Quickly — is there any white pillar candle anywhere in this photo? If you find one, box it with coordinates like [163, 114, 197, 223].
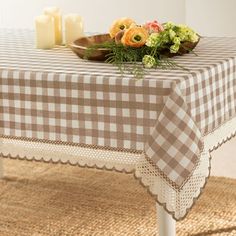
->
[44, 7, 62, 45]
[64, 14, 84, 45]
[35, 15, 55, 49]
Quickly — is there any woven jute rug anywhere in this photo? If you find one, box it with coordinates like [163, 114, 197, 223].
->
[0, 159, 236, 236]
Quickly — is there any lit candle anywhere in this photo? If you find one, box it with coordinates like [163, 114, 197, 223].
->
[44, 7, 62, 45]
[35, 15, 55, 49]
[64, 14, 84, 45]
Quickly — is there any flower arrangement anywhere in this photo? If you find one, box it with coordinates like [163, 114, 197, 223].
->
[85, 18, 200, 78]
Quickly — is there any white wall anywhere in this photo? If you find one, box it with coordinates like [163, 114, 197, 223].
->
[1, 0, 236, 36]
[0, 0, 185, 33]
[186, 0, 236, 37]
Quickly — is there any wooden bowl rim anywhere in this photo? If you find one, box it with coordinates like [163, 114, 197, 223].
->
[70, 34, 112, 51]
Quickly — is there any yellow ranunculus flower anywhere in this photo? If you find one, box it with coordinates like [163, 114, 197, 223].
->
[121, 26, 149, 48]
[109, 18, 136, 38]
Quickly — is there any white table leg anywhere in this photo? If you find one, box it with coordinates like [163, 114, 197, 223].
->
[0, 157, 4, 179]
[156, 203, 176, 236]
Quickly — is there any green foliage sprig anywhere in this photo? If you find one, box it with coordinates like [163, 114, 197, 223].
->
[85, 41, 190, 79]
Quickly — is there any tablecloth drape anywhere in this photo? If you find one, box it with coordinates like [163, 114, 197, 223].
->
[0, 29, 236, 220]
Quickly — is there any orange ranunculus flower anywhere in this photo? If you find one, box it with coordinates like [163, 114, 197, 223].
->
[121, 26, 149, 48]
[109, 17, 136, 38]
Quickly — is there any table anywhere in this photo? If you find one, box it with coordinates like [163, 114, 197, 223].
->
[0, 29, 236, 236]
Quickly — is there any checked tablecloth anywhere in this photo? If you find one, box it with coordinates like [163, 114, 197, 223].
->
[0, 29, 236, 220]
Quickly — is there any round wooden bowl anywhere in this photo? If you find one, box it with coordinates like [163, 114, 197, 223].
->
[70, 33, 200, 61]
[70, 34, 113, 61]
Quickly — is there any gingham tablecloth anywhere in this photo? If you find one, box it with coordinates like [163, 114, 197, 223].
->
[0, 29, 236, 220]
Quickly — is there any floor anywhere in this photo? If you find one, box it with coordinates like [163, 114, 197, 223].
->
[0, 159, 236, 236]
[211, 136, 236, 179]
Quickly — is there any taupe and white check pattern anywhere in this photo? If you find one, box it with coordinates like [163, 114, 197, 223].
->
[145, 83, 203, 186]
[0, 29, 236, 188]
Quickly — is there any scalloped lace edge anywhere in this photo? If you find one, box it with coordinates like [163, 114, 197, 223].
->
[0, 140, 141, 174]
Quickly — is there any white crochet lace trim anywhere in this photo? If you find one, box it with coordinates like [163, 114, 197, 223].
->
[0, 116, 236, 220]
[0, 138, 140, 173]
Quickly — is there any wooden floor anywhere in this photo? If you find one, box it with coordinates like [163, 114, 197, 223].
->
[211, 137, 236, 179]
